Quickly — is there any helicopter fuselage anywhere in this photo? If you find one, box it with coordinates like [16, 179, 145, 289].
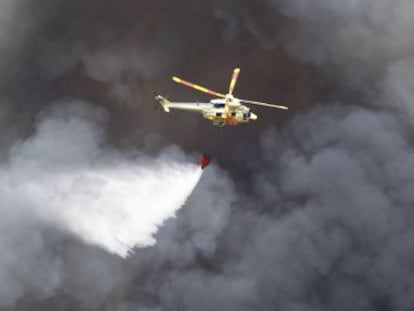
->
[155, 95, 258, 127]
[202, 98, 257, 126]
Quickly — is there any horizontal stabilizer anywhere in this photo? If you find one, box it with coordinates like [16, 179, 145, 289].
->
[155, 95, 170, 112]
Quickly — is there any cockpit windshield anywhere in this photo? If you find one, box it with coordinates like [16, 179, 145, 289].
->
[213, 103, 225, 108]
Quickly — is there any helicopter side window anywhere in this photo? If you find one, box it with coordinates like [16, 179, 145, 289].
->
[214, 103, 225, 108]
[231, 111, 236, 117]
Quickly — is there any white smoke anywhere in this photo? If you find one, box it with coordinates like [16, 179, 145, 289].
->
[2, 100, 202, 258]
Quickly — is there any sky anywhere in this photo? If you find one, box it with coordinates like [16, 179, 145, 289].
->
[2, 0, 414, 310]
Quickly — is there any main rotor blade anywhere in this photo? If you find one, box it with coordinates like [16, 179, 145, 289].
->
[240, 99, 288, 110]
[172, 76, 226, 98]
[228, 67, 240, 95]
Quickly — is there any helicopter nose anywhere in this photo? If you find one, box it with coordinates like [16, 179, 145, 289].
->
[250, 113, 258, 120]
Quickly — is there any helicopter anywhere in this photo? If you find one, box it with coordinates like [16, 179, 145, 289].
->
[155, 67, 288, 127]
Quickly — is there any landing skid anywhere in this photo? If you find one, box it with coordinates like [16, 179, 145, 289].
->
[213, 121, 226, 127]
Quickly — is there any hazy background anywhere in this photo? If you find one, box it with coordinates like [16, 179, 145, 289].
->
[1, 0, 414, 310]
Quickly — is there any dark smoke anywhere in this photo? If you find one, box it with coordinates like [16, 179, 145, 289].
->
[1, 0, 414, 310]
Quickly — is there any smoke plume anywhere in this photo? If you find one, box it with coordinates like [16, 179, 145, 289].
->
[1, 0, 414, 310]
